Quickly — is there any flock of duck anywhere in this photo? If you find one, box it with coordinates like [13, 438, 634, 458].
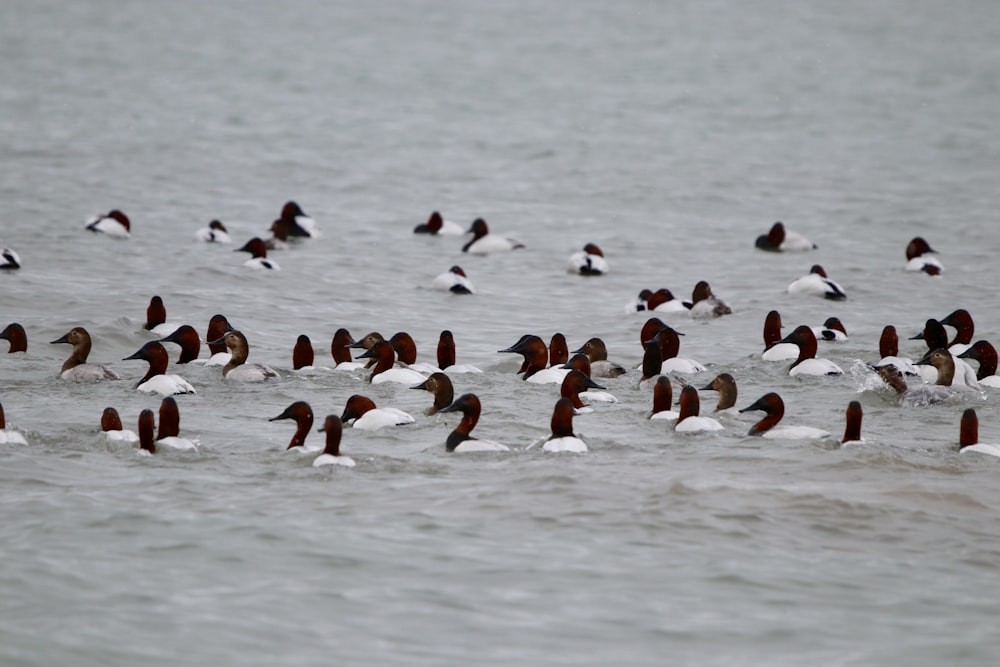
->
[2, 212, 999, 462]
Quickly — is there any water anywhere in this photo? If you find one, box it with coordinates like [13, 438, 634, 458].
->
[3, 1, 1000, 665]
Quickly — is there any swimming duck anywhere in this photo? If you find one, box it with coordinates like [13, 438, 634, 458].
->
[841, 401, 864, 445]
[0, 323, 27, 353]
[875, 364, 956, 407]
[0, 400, 28, 445]
[761, 310, 799, 361]
[674, 385, 724, 433]
[959, 409, 1000, 458]
[649, 376, 679, 421]
[688, 281, 731, 318]
[572, 337, 627, 378]
[414, 211, 464, 235]
[412, 372, 455, 415]
[776, 326, 843, 376]
[122, 341, 196, 396]
[435, 330, 483, 374]
[100, 407, 137, 443]
[568, 243, 608, 276]
[560, 369, 606, 414]
[542, 397, 589, 452]
[359, 341, 427, 385]
[874, 325, 919, 376]
[739, 393, 831, 439]
[340, 394, 415, 430]
[193, 219, 232, 243]
[700, 373, 738, 412]
[50, 327, 120, 382]
[210, 330, 279, 382]
[155, 396, 198, 451]
[269, 401, 320, 451]
[85, 209, 131, 238]
[462, 218, 524, 254]
[156, 325, 201, 364]
[905, 237, 942, 275]
[432, 266, 475, 294]
[754, 221, 816, 252]
[1, 247, 21, 269]
[236, 237, 280, 270]
[787, 265, 847, 300]
[438, 394, 511, 452]
[957, 341, 1000, 388]
[313, 416, 356, 467]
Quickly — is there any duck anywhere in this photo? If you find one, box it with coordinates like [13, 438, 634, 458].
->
[957, 341, 1000, 388]
[1, 247, 21, 269]
[269, 401, 320, 451]
[646, 326, 706, 374]
[649, 376, 679, 421]
[122, 341, 196, 396]
[435, 330, 482, 374]
[193, 219, 232, 243]
[542, 398, 589, 453]
[939, 309, 974, 356]
[142, 295, 182, 337]
[264, 218, 291, 250]
[389, 332, 441, 375]
[412, 372, 455, 415]
[915, 347, 980, 392]
[210, 330, 279, 382]
[754, 221, 816, 252]
[776, 325, 844, 376]
[359, 341, 427, 385]
[0, 322, 27, 353]
[431, 266, 475, 294]
[313, 416, 356, 467]
[340, 394, 415, 430]
[155, 396, 198, 451]
[739, 393, 831, 439]
[278, 200, 319, 238]
[673, 385, 724, 433]
[236, 237, 280, 270]
[198, 314, 233, 366]
[136, 409, 157, 455]
[568, 243, 608, 276]
[958, 409, 1000, 458]
[911, 320, 979, 388]
[292, 334, 329, 371]
[100, 407, 137, 443]
[700, 373, 738, 412]
[812, 317, 848, 342]
[330, 328, 366, 371]
[688, 281, 731, 318]
[561, 355, 618, 403]
[841, 401, 864, 445]
[498, 335, 551, 382]
[560, 369, 606, 414]
[761, 310, 799, 361]
[874, 325, 919, 376]
[572, 337, 626, 378]
[462, 218, 524, 254]
[875, 364, 957, 407]
[905, 237, 942, 275]
[157, 325, 202, 364]
[646, 288, 692, 313]
[414, 211, 464, 235]
[50, 327, 120, 382]
[0, 400, 28, 445]
[787, 265, 847, 300]
[438, 394, 511, 452]
[85, 209, 131, 238]
[639, 317, 676, 350]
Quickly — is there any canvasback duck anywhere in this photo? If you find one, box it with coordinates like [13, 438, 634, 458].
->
[432, 266, 475, 294]
[562, 354, 618, 403]
[193, 219, 232, 243]
[568, 243, 608, 276]
[498, 335, 550, 381]
[210, 330, 279, 382]
[916, 348, 980, 391]
[647, 288, 691, 313]
[0, 323, 27, 353]
[841, 401, 864, 445]
[435, 330, 482, 373]
[350, 331, 386, 369]
[137, 409, 157, 455]
[701, 373, 738, 412]
[389, 332, 441, 375]
[876, 364, 956, 406]
[513, 338, 579, 386]
[639, 317, 676, 350]
[777, 325, 844, 376]
[1, 247, 21, 269]
[330, 328, 366, 371]
[236, 237, 280, 270]
[462, 218, 524, 254]
[100, 407, 137, 443]
[142, 295, 182, 337]
[939, 309, 974, 355]
[155, 396, 198, 451]
[201, 314, 234, 366]
[688, 281, 731, 318]
[959, 409, 1000, 458]
[414, 211, 464, 235]
[572, 337, 626, 378]
[761, 311, 799, 361]
[674, 385, 723, 433]
[313, 416, 356, 467]
[359, 341, 427, 385]
[50, 327, 120, 382]
[905, 237, 942, 275]
[754, 221, 816, 252]
[269, 401, 320, 451]
[157, 325, 201, 364]
[874, 325, 919, 376]
[438, 393, 511, 452]
[413, 372, 455, 415]
[787, 265, 847, 300]
[548, 333, 569, 368]
[812, 317, 848, 342]
[279, 200, 319, 238]
[542, 397, 589, 453]
[958, 341, 1000, 388]
[340, 394, 415, 430]
[647, 326, 706, 374]
[0, 400, 28, 445]
[911, 320, 979, 388]
[649, 376, 679, 421]
[122, 341, 196, 396]
[292, 334, 329, 371]
[739, 393, 831, 439]
[560, 369, 606, 414]
[85, 209, 131, 238]
[265, 218, 291, 250]
[628, 288, 653, 312]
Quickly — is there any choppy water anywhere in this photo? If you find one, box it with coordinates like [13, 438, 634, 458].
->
[3, 1, 1000, 665]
